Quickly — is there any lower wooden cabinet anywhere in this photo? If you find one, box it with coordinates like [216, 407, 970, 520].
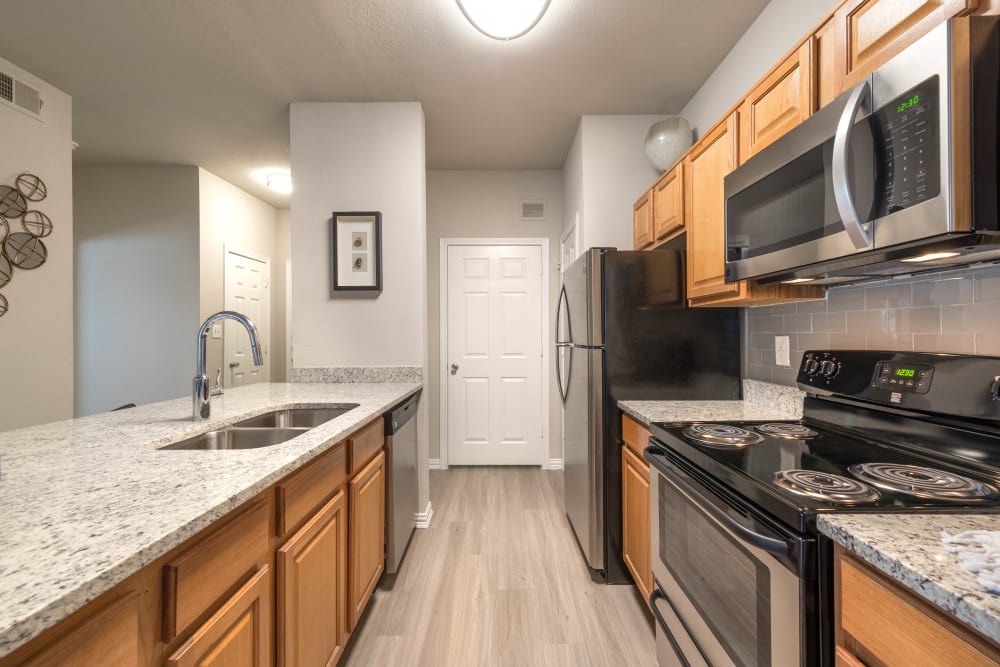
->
[167, 566, 272, 667]
[277, 490, 349, 667]
[835, 546, 1000, 666]
[21, 594, 140, 667]
[621, 415, 653, 607]
[349, 450, 386, 630]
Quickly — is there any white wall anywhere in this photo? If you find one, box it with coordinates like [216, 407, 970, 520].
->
[680, 0, 840, 138]
[561, 115, 668, 253]
[427, 170, 564, 465]
[198, 169, 285, 383]
[0, 58, 74, 431]
[75, 166, 201, 416]
[289, 101, 430, 508]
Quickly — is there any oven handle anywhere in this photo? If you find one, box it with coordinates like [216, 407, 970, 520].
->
[645, 446, 791, 557]
[649, 588, 712, 667]
[832, 78, 874, 250]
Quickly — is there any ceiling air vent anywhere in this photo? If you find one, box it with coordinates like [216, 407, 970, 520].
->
[520, 200, 546, 221]
[0, 71, 43, 121]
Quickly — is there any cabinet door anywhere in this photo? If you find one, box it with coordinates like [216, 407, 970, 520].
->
[835, 0, 975, 89]
[633, 190, 653, 250]
[22, 594, 139, 667]
[348, 450, 386, 630]
[740, 41, 814, 162]
[167, 566, 272, 667]
[685, 112, 742, 302]
[652, 163, 684, 244]
[814, 18, 840, 109]
[621, 446, 652, 605]
[278, 489, 348, 667]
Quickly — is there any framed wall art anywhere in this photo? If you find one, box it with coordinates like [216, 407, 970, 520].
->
[331, 211, 382, 293]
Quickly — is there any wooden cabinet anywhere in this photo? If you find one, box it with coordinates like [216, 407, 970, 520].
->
[834, 0, 976, 90]
[814, 18, 841, 109]
[21, 594, 139, 667]
[835, 546, 1000, 666]
[633, 189, 654, 250]
[685, 112, 742, 303]
[167, 566, 272, 667]
[652, 163, 684, 244]
[348, 450, 386, 630]
[277, 490, 349, 667]
[621, 415, 652, 607]
[739, 41, 814, 162]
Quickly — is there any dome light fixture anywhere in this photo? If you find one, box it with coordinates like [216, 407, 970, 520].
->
[455, 0, 551, 41]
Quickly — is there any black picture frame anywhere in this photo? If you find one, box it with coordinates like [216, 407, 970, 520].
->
[331, 211, 382, 293]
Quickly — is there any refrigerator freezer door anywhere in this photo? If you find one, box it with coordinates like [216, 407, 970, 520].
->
[564, 347, 605, 571]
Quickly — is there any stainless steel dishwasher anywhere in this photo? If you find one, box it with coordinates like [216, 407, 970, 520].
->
[384, 392, 419, 573]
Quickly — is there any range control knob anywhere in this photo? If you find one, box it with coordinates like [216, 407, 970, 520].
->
[803, 359, 820, 375]
[819, 360, 839, 378]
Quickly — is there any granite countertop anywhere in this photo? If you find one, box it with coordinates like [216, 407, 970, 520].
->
[819, 514, 1000, 644]
[618, 379, 804, 426]
[0, 381, 421, 658]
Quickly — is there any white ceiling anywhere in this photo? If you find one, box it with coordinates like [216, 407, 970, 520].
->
[2, 0, 768, 207]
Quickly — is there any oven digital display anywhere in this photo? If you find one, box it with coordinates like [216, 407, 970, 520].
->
[895, 368, 916, 377]
[875, 362, 933, 394]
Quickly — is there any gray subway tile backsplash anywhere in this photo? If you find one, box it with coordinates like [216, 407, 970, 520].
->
[744, 264, 1000, 387]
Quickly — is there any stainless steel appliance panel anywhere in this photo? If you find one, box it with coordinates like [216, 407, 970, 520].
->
[561, 249, 603, 348]
[385, 393, 419, 574]
[563, 346, 604, 570]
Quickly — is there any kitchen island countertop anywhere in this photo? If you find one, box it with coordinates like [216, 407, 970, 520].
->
[819, 513, 1000, 645]
[0, 381, 421, 658]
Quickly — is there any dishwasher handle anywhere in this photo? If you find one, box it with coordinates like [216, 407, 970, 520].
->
[386, 391, 420, 435]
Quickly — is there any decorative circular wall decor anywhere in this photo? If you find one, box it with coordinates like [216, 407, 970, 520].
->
[15, 173, 47, 202]
[0, 186, 27, 219]
[4, 232, 47, 270]
[0, 293, 7, 318]
[21, 210, 53, 238]
[0, 254, 11, 289]
[0, 215, 8, 244]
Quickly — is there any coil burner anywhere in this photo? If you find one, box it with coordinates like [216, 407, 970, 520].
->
[682, 424, 764, 449]
[756, 423, 819, 439]
[771, 470, 881, 504]
[848, 463, 999, 501]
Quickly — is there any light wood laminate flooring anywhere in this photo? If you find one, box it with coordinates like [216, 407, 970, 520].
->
[343, 467, 656, 666]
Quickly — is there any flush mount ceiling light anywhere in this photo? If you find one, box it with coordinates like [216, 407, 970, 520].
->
[456, 0, 551, 40]
[900, 251, 961, 263]
[265, 172, 292, 195]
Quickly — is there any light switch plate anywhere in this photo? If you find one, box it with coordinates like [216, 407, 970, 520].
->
[775, 336, 791, 367]
[211, 324, 223, 339]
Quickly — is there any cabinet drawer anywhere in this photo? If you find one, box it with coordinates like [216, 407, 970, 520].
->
[838, 553, 1000, 666]
[621, 414, 650, 460]
[276, 442, 347, 537]
[163, 497, 271, 641]
[22, 594, 139, 667]
[348, 418, 384, 475]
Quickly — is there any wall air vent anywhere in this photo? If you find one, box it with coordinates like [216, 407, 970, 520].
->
[0, 70, 43, 121]
[520, 200, 546, 221]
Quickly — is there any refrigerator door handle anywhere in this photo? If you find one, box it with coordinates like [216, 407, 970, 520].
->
[555, 285, 572, 346]
[557, 346, 572, 403]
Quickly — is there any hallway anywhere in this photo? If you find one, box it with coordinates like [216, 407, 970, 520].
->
[343, 467, 656, 666]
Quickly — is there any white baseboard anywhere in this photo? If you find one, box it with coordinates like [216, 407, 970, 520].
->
[414, 501, 434, 528]
[428, 458, 445, 470]
[541, 458, 564, 471]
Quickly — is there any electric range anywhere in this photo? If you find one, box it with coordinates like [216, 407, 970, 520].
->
[645, 350, 1000, 666]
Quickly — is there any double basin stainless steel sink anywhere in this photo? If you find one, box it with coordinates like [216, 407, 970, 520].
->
[160, 405, 359, 451]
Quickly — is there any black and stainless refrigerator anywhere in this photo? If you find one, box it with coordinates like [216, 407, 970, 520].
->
[558, 248, 742, 583]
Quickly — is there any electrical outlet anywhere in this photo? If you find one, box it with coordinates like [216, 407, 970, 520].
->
[775, 336, 791, 367]
[211, 324, 223, 339]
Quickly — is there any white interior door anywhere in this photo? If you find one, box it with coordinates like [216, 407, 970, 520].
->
[225, 249, 270, 388]
[446, 244, 543, 466]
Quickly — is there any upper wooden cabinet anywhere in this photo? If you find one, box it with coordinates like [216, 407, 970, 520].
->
[685, 112, 742, 303]
[834, 0, 977, 90]
[652, 163, 684, 244]
[814, 18, 841, 109]
[739, 41, 814, 162]
[633, 190, 654, 250]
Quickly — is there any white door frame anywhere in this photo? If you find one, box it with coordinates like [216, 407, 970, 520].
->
[439, 238, 550, 469]
[224, 244, 271, 383]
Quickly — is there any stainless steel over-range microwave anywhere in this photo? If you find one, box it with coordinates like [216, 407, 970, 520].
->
[724, 17, 1000, 286]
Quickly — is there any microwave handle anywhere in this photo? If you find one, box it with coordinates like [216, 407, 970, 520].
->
[832, 79, 874, 250]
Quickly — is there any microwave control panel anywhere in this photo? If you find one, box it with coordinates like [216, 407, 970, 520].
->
[874, 75, 941, 217]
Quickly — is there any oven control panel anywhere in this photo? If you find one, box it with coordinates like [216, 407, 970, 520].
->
[872, 361, 933, 393]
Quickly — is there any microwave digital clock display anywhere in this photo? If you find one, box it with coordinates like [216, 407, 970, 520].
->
[896, 95, 920, 113]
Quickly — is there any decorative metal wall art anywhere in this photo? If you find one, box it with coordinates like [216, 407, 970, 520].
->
[0, 172, 52, 318]
[331, 211, 382, 294]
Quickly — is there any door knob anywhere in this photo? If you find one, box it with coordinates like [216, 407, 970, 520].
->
[450, 363, 459, 375]
[229, 362, 240, 369]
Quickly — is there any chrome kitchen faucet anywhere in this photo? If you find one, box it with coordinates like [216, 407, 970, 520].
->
[193, 311, 263, 420]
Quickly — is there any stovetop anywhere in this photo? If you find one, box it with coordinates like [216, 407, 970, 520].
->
[648, 416, 1000, 533]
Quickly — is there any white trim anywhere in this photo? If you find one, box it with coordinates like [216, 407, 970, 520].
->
[414, 501, 434, 529]
[224, 244, 271, 384]
[541, 458, 564, 471]
[428, 458, 444, 470]
[439, 238, 550, 469]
